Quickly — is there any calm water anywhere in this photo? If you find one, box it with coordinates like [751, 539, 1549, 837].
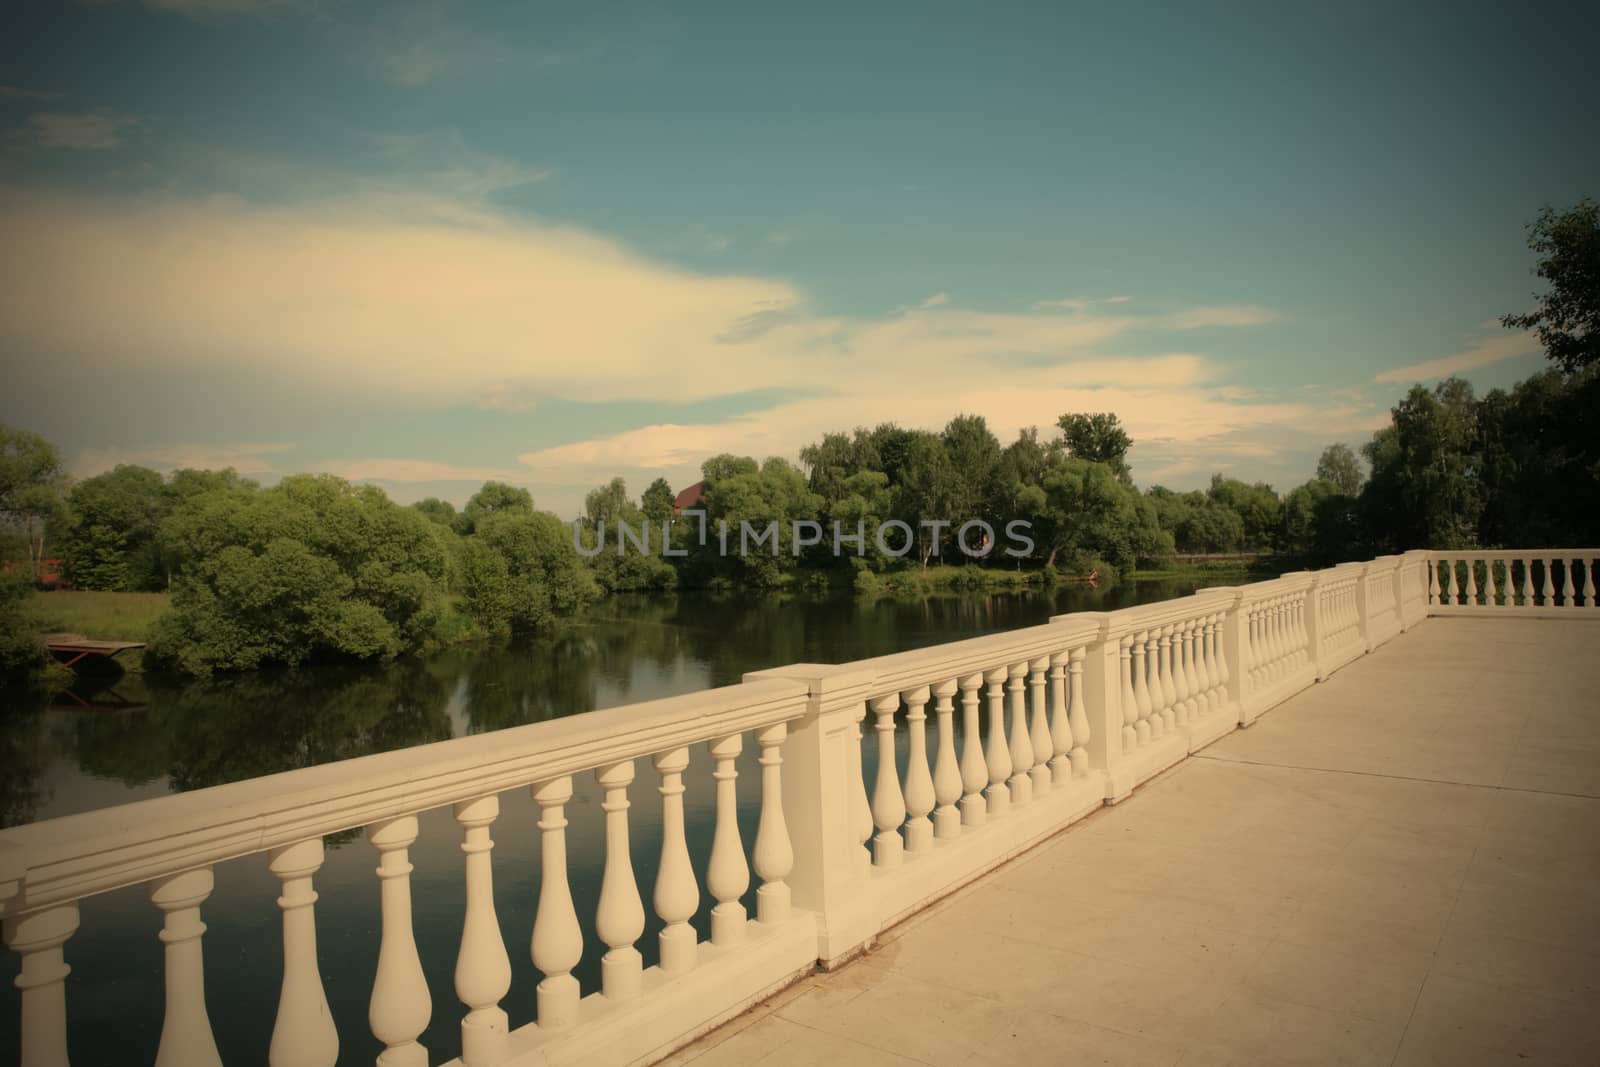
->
[0, 579, 1236, 1066]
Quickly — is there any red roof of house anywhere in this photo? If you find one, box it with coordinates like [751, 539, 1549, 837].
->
[673, 481, 705, 510]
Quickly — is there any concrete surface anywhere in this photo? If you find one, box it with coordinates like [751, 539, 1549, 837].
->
[663, 617, 1600, 1067]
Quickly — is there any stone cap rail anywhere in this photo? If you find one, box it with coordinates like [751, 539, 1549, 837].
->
[845, 612, 1107, 696]
[0, 676, 812, 913]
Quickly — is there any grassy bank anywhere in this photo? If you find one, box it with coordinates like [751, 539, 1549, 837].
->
[1132, 561, 1264, 581]
[21, 590, 170, 643]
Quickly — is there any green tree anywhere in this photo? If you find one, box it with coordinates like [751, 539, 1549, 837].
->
[151, 475, 451, 675]
[0, 568, 45, 680]
[1359, 378, 1482, 550]
[1502, 198, 1600, 373]
[410, 497, 459, 528]
[470, 510, 600, 632]
[893, 432, 958, 566]
[1206, 475, 1282, 552]
[1056, 413, 1133, 483]
[459, 481, 534, 534]
[641, 478, 675, 525]
[0, 426, 68, 581]
[1314, 443, 1364, 497]
[60, 464, 170, 591]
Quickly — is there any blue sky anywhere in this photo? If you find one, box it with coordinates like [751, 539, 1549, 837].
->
[2, 0, 1596, 517]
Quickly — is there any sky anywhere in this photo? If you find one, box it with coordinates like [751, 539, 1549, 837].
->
[1, 0, 1596, 519]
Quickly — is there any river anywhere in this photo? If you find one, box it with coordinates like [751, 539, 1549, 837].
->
[0, 578, 1243, 1065]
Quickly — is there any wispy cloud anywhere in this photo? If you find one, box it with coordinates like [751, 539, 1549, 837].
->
[71, 442, 290, 479]
[1375, 330, 1539, 383]
[919, 292, 949, 309]
[1159, 304, 1275, 329]
[1033, 295, 1132, 312]
[29, 112, 136, 150]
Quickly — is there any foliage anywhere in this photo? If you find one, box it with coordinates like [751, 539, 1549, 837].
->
[641, 477, 675, 525]
[59, 465, 169, 591]
[150, 475, 450, 675]
[1314, 443, 1364, 497]
[0, 569, 45, 679]
[1056, 413, 1133, 483]
[1360, 378, 1481, 551]
[19, 590, 169, 643]
[467, 510, 601, 635]
[1502, 198, 1600, 373]
[0, 425, 68, 581]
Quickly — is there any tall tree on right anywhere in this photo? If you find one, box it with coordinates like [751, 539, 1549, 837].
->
[1502, 198, 1599, 373]
[1056, 412, 1133, 484]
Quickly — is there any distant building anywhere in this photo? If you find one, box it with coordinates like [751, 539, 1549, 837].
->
[672, 481, 705, 515]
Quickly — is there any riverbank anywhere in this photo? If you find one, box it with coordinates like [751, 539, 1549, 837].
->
[20, 590, 169, 643]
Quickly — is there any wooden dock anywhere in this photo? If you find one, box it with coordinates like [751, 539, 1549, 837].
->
[44, 633, 147, 668]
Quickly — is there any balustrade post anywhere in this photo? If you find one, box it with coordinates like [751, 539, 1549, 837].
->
[1561, 558, 1576, 608]
[1173, 622, 1195, 725]
[868, 694, 906, 866]
[595, 761, 645, 1000]
[1006, 663, 1034, 806]
[753, 722, 795, 923]
[707, 733, 751, 942]
[5, 902, 79, 1067]
[1155, 627, 1176, 733]
[930, 679, 963, 838]
[1047, 653, 1071, 783]
[1027, 657, 1052, 794]
[149, 868, 223, 1067]
[453, 795, 511, 1067]
[1521, 557, 1534, 606]
[268, 838, 338, 1067]
[651, 747, 698, 975]
[530, 776, 582, 1031]
[900, 687, 936, 854]
[984, 666, 1012, 816]
[1129, 632, 1151, 745]
[1354, 565, 1375, 651]
[368, 815, 431, 1067]
[1068, 647, 1091, 774]
[1428, 558, 1440, 606]
[1584, 558, 1597, 608]
[1542, 558, 1557, 607]
[957, 673, 987, 826]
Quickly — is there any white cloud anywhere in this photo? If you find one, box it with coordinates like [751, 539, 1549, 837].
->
[1375, 331, 1539, 384]
[70, 442, 290, 479]
[919, 292, 949, 309]
[309, 457, 525, 484]
[29, 112, 135, 150]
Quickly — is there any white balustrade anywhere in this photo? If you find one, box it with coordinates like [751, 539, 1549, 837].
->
[1028, 657, 1052, 794]
[1005, 663, 1034, 807]
[958, 673, 988, 825]
[931, 679, 964, 837]
[706, 733, 751, 941]
[151, 868, 223, 1067]
[454, 795, 512, 1067]
[900, 687, 936, 853]
[652, 747, 698, 975]
[753, 722, 794, 922]
[530, 776, 583, 1031]
[595, 761, 645, 1000]
[984, 666, 1011, 816]
[1047, 653, 1071, 783]
[869, 694, 906, 866]
[5, 902, 78, 1067]
[368, 815, 431, 1066]
[1068, 648, 1090, 773]
[1129, 632, 1151, 745]
[269, 838, 338, 1067]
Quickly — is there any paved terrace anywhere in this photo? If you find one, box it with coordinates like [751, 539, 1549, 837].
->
[668, 618, 1600, 1067]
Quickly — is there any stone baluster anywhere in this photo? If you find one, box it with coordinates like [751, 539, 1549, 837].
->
[268, 839, 339, 1067]
[1155, 627, 1176, 734]
[1484, 558, 1498, 606]
[984, 666, 1012, 816]
[1027, 657, 1052, 794]
[1542, 558, 1557, 607]
[530, 776, 582, 1031]
[1047, 653, 1071, 783]
[1465, 559, 1480, 605]
[1211, 614, 1229, 708]
[1245, 609, 1261, 687]
[1190, 618, 1210, 716]
[150, 868, 223, 1067]
[849, 704, 873, 870]
[368, 815, 431, 1066]
[1175, 621, 1196, 724]
[900, 687, 936, 853]
[931, 679, 964, 838]
[453, 795, 511, 1067]
[868, 694, 906, 866]
[957, 674, 988, 825]
[5, 902, 79, 1067]
[1584, 558, 1597, 608]
[1270, 602, 1285, 675]
[1068, 648, 1090, 774]
[1118, 636, 1139, 752]
[707, 733, 751, 941]
[1005, 663, 1033, 807]
[1521, 556, 1534, 605]
[1129, 632, 1152, 745]
[595, 761, 645, 1000]
[1561, 558, 1576, 608]
[1428, 560, 1440, 605]
[651, 747, 698, 975]
[1442, 560, 1457, 605]
[753, 722, 795, 922]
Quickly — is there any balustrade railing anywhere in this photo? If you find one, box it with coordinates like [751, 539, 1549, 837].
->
[2, 548, 1592, 1066]
[1428, 550, 1599, 612]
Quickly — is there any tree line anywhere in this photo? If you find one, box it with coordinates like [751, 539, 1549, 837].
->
[2, 197, 1595, 679]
